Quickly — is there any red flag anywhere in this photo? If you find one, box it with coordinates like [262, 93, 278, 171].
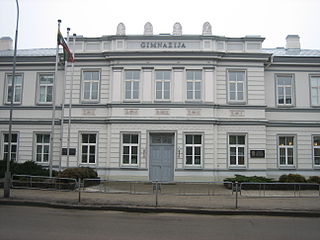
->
[57, 30, 74, 62]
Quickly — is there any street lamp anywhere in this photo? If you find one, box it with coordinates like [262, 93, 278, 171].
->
[4, 0, 20, 198]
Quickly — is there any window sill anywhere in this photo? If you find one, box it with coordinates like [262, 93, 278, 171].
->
[228, 166, 247, 170]
[227, 101, 247, 105]
[184, 166, 203, 170]
[277, 105, 295, 108]
[80, 101, 100, 104]
[279, 165, 296, 170]
[120, 165, 139, 169]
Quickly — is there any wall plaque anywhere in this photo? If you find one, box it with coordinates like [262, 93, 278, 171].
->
[250, 150, 265, 158]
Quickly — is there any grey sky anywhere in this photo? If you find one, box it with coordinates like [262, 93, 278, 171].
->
[1, 0, 319, 50]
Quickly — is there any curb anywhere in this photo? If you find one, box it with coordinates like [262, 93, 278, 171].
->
[1, 199, 320, 218]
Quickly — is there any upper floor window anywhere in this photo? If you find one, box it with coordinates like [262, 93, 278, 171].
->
[125, 70, 140, 100]
[278, 136, 295, 167]
[313, 136, 320, 167]
[185, 134, 202, 167]
[228, 135, 246, 167]
[82, 70, 100, 102]
[310, 76, 320, 106]
[38, 73, 54, 104]
[155, 70, 171, 101]
[276, 75, 294, 106]
[228, 71, 245, 102]
[186, 70, 202, 101]
[5, 74, 23, 104]
[2, 133, 18, 161]
[81, 133, 97, 164]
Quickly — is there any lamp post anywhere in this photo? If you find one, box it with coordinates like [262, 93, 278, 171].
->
[4, 0, 20, 198]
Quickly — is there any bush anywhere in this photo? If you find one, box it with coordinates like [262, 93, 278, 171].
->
[58, 167, 98, 180]
[0, 160, 57, 178]
[279, 174, 306, 183]
[307, 176, 320, 184]
[224, 174, 274, 183]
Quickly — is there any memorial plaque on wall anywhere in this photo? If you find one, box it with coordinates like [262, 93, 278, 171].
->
[62, 148, 76, 156]
[250, 150, 265, 158]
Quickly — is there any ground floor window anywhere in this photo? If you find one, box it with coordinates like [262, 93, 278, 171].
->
[35, 133, 50, 163]
[278, 136, 295, 167]
[122, 133, 139, 166]
[313, 136, 320, 166]
[81, 133, 97, 164]
[228, 135, 246, 167]
[3, 133, 18, 161]
[185, 134, 202, 166]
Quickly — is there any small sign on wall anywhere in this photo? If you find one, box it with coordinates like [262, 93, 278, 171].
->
[62, 148, 76, 156]
[250, 150, 265, 158]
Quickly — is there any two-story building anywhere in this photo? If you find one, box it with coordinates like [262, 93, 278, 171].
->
[1, 22, 320, 181]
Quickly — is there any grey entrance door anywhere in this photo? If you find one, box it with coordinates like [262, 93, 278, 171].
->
[149, 133, 174, 182]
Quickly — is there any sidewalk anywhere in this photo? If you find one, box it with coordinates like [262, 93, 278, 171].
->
[1, 188, 320, 217]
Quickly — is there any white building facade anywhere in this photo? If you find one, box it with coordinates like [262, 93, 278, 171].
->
[1, 23, 320, 181]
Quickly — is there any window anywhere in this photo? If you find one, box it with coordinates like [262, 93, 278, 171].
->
[229, 135, 246, 167]
[122, 134, 139, 166]
[310, 76, 320, 106]
[38, 73, 54, 103]
[81, 133, 97, 164]
[276, 75, 293, 106]
[186, 70, 202, 100]
[35, 134, 50, 163]
[125, 70, 140, 100]
[185, 134, 202, 166]
[155, 70, 171, 100]
[2, 133, 18, 161]
[82, 70, 100, 101]
[228, 71, 245, 102]
[313, 136, 320, 166]
[278, 136, 295, 167]
[6, 74, 23, 104]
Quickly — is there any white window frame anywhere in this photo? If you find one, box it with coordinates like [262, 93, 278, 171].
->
[186, 70, 202, 101]
[124, 70, 140, 101]
[313, 136, 320, 168]
[37, 73, 54, 104]
[121, 133, 139, 167]
[34, 133, 51, 163]
[155, 70, 171, 101]
[278, 136, 296, 168]
[5, 73, 23, 104]
[228, 134, 247, 168]
[2, 132, 19, 161]
[185, 134, 202, 167]
[80, 133, 97, 164]
[310, 75, 320, 106]
[81, 70, 100, 102]
[276, 74, 294, 106]
[227, 70, 246, 103]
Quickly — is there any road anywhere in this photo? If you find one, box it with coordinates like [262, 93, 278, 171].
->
[0, 205, 319, 240]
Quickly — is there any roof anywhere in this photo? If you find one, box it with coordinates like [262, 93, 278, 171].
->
[1, 47, 320, 57]
[0, 48, 57, 57]
[263, 48, 320, 57]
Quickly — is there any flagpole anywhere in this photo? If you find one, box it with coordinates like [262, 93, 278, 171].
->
[4, 0, 19, 198]
[67, 33, 76, 168]
[59, 27, 70, 172]
[49, 19, 61, 177]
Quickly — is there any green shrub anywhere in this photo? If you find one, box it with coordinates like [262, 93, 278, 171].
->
[279, 174, 306, 183]
[307, 176, 320, 184]
[0, 160, 57, 178]
[58, 167, 98, 180]
[224, 174, 274, 183]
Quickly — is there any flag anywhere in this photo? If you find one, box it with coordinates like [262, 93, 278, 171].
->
[57, 30, 74, 62]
